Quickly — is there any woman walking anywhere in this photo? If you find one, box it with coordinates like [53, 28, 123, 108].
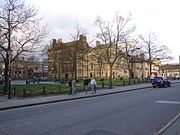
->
[91, 77, 97, 94]
[72, 79, 76, 95]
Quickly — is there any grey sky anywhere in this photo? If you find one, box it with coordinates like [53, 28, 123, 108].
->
[27, 0, 180, 63]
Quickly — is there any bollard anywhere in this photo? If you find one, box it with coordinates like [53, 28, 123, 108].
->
[57, 85, 61, 93]
[43, 86, 46, 95]
[23, 88, 26, 97]
[138, 79, 140, 83]
[128, 79, 131, 85]
[123, 79, 125, 86]
[13, 87, 16, 96]
[101, 80, 104, 88]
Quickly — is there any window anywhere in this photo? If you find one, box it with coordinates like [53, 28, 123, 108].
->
[91, 63, 94, 69]
[90, 73, 93, 78]
[78, 68, 82, 74]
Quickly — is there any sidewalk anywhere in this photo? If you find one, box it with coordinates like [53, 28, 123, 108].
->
[1, 80, 180, 110]
[0, 83, 152, 110]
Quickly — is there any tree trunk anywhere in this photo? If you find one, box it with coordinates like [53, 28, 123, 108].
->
[149, 62, 152, 76]
[108, 64, 113, 89]
[86, 59, 89, 78]
[100, 64, 102, 79]
[98, 62, 103, 80]
[128, 61, 134, 79]
[74, 58, 77, 80]
[4, 59, 9, 93]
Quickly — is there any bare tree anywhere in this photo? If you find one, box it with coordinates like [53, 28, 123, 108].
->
[139, 32, 172, 77]
[94, 13, 135, 88]
[47, 24, 89, 81]
[0, 0, 45, 93]
[122, 37, 140, 79]
[90, 41, 106, 80]
[41, 44, 49, 59]
[69, 24, 89, 79]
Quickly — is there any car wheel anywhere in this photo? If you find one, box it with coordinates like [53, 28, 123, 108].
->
[163, 83, 166, 88]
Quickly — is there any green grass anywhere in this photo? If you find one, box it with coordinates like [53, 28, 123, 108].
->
[0, 78, 147, 97]
[10, 84, 67, 96]
[10, 83, 87, 97]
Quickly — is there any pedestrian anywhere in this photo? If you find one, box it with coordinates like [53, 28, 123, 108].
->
[68, 79, 72, 95]
[83, 77, 89, 94]
[91, 77, 97, 94]
[72, 79, 76, 95]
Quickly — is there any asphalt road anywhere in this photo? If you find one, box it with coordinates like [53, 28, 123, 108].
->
[0, 83, 180, 135]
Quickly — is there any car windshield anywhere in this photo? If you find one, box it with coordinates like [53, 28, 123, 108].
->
[155, 77, 163, 79]
[153, 77, 163, 81]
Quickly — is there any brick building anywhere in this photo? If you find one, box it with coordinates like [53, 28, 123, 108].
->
[160, 64, 180, 79]
[48, 35, 89, 80]
[48, 36, 160, 80]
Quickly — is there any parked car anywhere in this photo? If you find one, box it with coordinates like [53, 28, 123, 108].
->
[152, 76, 171, 88]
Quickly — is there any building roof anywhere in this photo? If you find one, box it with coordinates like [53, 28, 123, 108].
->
[160, 64, 180, 70]
[49, 35, 89, 51]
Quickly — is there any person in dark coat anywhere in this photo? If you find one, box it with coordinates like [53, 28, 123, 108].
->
[83, 77, 89, 94]
[68, 79, 72, 95]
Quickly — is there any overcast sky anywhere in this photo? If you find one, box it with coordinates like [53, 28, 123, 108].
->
[27, 0, 180, 63]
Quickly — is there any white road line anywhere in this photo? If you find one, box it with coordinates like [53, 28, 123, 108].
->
[154, 113, 180, 135]
[0, 122, 31, 132]
[0, 127, 8, 132]
[155, 100, 180, 105]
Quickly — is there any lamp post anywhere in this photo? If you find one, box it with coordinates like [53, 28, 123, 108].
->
[8, 49, 13, 99]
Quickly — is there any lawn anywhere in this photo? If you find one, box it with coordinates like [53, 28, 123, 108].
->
[0, 78, 146, 97]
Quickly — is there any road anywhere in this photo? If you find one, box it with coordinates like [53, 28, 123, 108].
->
[0, 83, 180, 135]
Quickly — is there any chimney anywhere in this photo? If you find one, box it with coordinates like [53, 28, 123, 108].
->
[52, 39, 56, 45]
[57, 39, 62, 44]
[139, 53, 145, 59]
[79, 35, 86, 42]
[96, 41, 100, 46]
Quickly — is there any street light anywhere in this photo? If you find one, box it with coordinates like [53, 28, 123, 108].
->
[8, 49, 13, 99]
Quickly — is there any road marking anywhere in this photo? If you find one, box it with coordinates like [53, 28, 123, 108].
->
[0, 128, 8, 132]
[154, 113, 180, 135]
[0, 122, 31, 132]
[155, 100, 180, 105]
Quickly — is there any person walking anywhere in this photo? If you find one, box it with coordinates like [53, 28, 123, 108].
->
[72, 79, 76, 95]
[83, 77, 89, 94]
[91, 77, 97, 94]
[68, 79, 72, 95]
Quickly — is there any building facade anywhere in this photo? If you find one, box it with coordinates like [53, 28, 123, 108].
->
[48, 35, 89, 80]
[160, 64, 180, 79]
[48, 37, 160, 80]
[0, 57, 44, 80]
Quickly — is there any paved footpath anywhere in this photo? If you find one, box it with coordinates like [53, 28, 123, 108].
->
[0, 81, 180, 110]
[0, 83, 153, 110]
[0, 81, 180, 135]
